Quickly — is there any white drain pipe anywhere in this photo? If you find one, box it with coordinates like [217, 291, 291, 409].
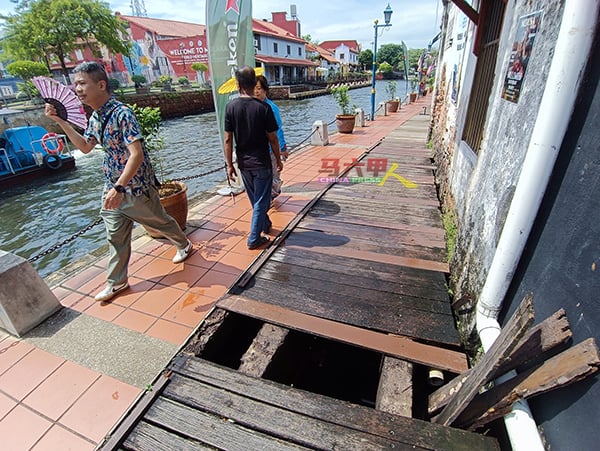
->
[475, 1, 599, 449]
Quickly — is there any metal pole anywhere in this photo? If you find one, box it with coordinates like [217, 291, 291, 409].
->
[370, 20, 379, 121]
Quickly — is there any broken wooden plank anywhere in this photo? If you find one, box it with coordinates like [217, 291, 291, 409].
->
[429, 308, 571, 415]
[239, 323, 288, 377]
[455, 338, 600, 430]
[172, 357, 499, 451]
[218, 294, 468, 373]
[122, 420, 216, 451]
[182, 308, 227, 356]
[163, 374, 429, 450]
[434, 293, 535, 426]
[376, 357, 413, 417]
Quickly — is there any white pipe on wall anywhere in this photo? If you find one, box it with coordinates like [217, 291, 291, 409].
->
[475, 0, 599, 450]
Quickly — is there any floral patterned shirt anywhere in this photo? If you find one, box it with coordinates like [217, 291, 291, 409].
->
[84, 97, 156, 196]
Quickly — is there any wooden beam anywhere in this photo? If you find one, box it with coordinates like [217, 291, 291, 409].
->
[239, 323, 288, 377]
[218, 294, 468, 373]
[429, 308, 572, 415]
[434, 293, 534, 426]
[376, 357, 413, 417]
[455, 338, 600, 430]
[450, 0, 479, 25]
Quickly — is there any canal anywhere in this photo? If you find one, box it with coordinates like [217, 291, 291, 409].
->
[0, 80, 409, 278]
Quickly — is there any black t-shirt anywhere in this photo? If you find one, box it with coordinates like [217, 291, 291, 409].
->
[224, 96, 278, 170]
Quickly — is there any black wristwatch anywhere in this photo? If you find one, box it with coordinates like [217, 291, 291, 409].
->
[113, 184, 126, 193]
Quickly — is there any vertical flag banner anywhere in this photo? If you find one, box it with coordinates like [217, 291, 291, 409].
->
[206, 0, 254, 194]
[402, 41, 410, 100]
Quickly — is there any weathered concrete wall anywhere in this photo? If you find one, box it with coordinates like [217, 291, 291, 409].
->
[432, 0, 565, 308]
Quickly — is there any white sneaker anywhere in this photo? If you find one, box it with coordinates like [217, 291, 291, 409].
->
[95, 282, 129, 302]
[173, 240, 193, 263]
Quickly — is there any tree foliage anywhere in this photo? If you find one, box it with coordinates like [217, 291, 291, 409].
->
[5, 60, 49, 79]
[358, 49, 373, 71]
[1, 0, 128, 77]
[376, 43, 403, 69]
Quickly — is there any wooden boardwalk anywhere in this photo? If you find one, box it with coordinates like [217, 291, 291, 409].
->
[103, 113, 499, 450]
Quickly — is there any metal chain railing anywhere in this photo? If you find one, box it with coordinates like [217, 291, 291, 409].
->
[28, 216, 104, 263]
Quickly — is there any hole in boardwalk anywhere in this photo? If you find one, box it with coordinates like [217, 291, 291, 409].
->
[263, 330, 381, 407]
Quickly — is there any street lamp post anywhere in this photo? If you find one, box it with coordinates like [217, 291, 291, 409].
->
[370, 4, 393, 121]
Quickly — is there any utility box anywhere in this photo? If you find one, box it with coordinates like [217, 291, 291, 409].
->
[0, 250, 61, 337]
[311, 120, 329, 146]
[355, 108, 366, 127]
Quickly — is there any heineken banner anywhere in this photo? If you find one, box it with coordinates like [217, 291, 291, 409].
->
[206, 0, 254, 192]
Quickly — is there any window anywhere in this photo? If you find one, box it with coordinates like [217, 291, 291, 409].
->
[287, 45, 291, 55]
[298, 47, 302, 56]
[273, 42, 278, 53]
[340, 53, 345, 60]
[462, 0, 506, 154]
[253, 35, 261, 51]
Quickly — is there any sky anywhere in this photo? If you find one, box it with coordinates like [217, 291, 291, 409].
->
[0, 0, 443, 50]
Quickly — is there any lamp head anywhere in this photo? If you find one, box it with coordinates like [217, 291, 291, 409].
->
[383, 3, 393, 25]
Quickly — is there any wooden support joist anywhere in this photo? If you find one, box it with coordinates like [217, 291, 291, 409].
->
[454, 338, 600, 430]
[434, 293, 534, 426]
[429, 308, 572, 415]
[239, 323, 289, 377]
[375, 357, 413, 417]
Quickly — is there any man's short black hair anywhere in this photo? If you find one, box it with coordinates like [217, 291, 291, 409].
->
[73, 61, 109, 89]
[235, 66, 257, 90]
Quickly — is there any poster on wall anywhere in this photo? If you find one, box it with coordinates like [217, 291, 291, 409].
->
[501, 10, 542, 103]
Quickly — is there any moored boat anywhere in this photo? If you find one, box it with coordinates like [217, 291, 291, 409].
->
[0, 112, 76, 189]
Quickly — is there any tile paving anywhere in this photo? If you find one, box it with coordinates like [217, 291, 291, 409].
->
[0, 100, 427, 449]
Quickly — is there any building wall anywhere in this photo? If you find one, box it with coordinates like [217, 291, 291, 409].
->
[435, 0, 564, 309]
[431, 0, 600, 447]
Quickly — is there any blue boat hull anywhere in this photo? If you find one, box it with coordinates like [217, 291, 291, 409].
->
[0, 125, 77, 189]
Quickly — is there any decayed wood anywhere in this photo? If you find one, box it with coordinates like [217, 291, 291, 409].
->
[146, 396, 309, 450]
[455, 338, 600, 430]
[218, 294, 468, 373]
[123, 420, 214, 451]
[182, 308, 228, 356]
[429, 309, 571, 415]
[376, 357, 413, 417]
[170, 357, 499, 451]
[163, 375, 428, 450]
[434, 293, 535, 426]
[239, 323, 288, 377]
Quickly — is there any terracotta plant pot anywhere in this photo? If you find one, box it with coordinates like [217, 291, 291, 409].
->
[144, 180, 188, 238]
[335, 114, 356, 134]
[409, 92, 418, 103]
[387, 99, 400, 113]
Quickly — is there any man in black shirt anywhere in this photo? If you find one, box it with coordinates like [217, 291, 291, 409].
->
[224, 66, 283, 249]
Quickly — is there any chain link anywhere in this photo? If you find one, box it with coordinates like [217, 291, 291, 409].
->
[28, 216, 104, 263]
[173, 164, 227, 182]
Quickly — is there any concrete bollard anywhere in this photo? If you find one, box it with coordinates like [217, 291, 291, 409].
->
[311, 120, 329, 146]
[355, 108, 366, 127]
[378, 101, 387, 117]
[0, 251, 61, 337]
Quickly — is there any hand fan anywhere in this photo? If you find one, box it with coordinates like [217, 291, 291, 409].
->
[32, 76, 88, 129]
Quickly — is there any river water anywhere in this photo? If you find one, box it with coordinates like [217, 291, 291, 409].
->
[0, 80, 409, 278]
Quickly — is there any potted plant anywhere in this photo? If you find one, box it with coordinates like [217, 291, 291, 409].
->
[131, 74, 149, 94]
[331, 85, 356, 134]
[157, 75, 173, 92]
[385, 80, 400, 113]
[409, 78, 418, 103]
[130, 104, 188, 234]
[178, 76, 190, 88]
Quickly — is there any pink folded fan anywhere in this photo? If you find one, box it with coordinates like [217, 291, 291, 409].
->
[32, 76, 88, 129]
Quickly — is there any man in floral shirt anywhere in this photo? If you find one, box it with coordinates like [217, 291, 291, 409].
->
[46, 61, 192, 302]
